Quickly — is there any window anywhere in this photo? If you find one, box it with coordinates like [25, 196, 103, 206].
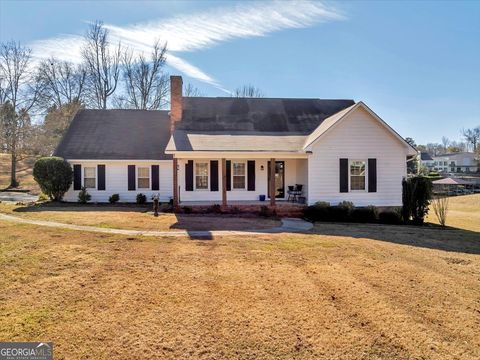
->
[232, 162, 246, 189]
[84, 167, 96, 188]
[350, 160, 366, 191]
[195, 162, 208, 190]
[137, 167, 150, 189]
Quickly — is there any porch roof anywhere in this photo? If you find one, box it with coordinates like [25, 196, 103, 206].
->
[166, 130, 308, 153]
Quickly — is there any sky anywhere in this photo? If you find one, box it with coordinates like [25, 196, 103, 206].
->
[1, 0, 479, 145]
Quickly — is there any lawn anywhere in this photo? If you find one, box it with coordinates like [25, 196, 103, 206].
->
[426, 194, 480, 232]
[1, 217, 479, 359]
[0, 203, 281, 232]
[0, 153, 40, 193]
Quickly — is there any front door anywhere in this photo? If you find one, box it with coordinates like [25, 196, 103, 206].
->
[267, 161, 285, 199]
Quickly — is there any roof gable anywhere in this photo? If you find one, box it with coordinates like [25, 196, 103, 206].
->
[304, 102, 418, 155]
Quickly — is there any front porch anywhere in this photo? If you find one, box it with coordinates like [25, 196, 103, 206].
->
[172, 154, 309, 208]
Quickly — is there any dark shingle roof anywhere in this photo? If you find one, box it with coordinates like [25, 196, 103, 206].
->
[54, 109, 172, 160]
[177, 97, 355, 134]
[420, 152, 433, 160]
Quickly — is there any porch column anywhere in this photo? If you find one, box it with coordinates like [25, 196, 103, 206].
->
[270, 158, 276, 207]
[222, 158, 227, 207]
[173, 158, 179, 208]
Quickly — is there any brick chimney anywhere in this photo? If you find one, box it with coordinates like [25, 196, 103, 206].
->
[170, 75, 183, 134]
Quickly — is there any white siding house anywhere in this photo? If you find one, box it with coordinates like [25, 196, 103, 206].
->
[56, 76, 416, 208]
[62, 160, 173, 202]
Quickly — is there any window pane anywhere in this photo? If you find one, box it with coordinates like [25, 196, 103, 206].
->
[233, 175, 245, 189]
[350, 161, 365, 176]
[195, 163, 208, 176]
[233, 162, 245, 176]
[138, 167, 149, 178]
[138, 178, 149, 188]
[84, 178, 96, 188]
[351, 176, 365, 190]
[84, 167, 95, 178]
[196, 175, 208, 189]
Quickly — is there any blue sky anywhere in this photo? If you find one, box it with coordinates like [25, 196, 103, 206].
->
[1, 0, 479, 145]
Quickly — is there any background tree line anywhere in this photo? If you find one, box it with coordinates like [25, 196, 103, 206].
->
[0, 21, 264, 188]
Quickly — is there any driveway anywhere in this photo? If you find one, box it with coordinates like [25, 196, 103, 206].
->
[0, 191, 38, 202]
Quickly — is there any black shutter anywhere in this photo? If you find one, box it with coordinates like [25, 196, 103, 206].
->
[339, 158, 349, 193]
[73, 164, 81, 190]
[210, 160, 219, 191]
[247, 160, 255, 191]
[185, 160, 193, 191]
[226, 160, 231, 191]
[151, 165, 159, 191]
[368, 158, 377, 193]
[97, 165, 106, 190]
[128, 165, 136, 191]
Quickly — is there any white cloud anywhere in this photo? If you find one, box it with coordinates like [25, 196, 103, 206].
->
[30, 1, 344, 93]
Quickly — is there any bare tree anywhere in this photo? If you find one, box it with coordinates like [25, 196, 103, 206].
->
[462, 127, 480, 152]
[441, 136, 450, 153]
[233, 84, 264, 98]
[432, 195, 449, 227]
[36, 57, 86, 110]
[0, 41, 39, 187]
[116, 41, 168, 110]
[426, 143, 442, 156]
[183, 83, 203, 97]
[82, 21, 121, 109]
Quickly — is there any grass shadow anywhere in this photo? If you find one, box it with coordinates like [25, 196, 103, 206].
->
[310, 221, 480, 255]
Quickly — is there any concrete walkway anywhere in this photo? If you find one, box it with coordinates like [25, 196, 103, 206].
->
[0, 213, 312, 238]
[0, 191, 38, 202]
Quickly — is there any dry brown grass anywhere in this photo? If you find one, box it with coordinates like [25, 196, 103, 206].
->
[426, 194, 480, 231]
[0, 153, 40, 193]
[1, 219, 479, 359]
[0, 202, 280, 232]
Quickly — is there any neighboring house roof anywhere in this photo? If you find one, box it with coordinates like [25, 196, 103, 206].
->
[434, 152, 475, 158]
[167, 97, 355, 152]
[420, 152, 433, 161]
[54, 109, 172, 160]
[432, 177, 473, 185]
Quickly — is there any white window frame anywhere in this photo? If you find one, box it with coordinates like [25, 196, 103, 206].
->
[231, 161, 247, 190]
[194, 161, 209, 191]
[137, 167, 150, 189]
[349, 159, 367, 192]
[83, 166, 96, 189]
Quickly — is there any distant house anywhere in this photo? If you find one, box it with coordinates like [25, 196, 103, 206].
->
[55, 76, 417, 206]
[419, 152, 434, 170]
[420, 152, 478, 174]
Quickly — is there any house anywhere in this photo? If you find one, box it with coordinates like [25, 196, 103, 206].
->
[55, 76, 417, 207]
[419, 152, 434, 170]
[430, 152, 478, 174]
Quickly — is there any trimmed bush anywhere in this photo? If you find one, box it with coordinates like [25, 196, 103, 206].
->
[33, 157, 73, 201]
[330, 201, 354, 222]
[378, 210, 402, 225]
[136, 193, 147, 204]
[402, 176, 432, 225]
[78, 187, 91, 203]
[304, 201, 331, 222]
[182, 206, 192, 214]
[109, 194, 120, 204]
[350, 207, 377, 223]
[206, 204, 222, 214]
